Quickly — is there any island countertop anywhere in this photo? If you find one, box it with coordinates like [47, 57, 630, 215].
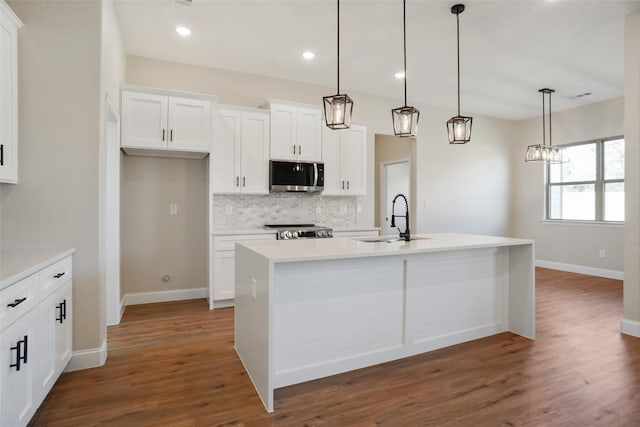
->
[237, 233, 533, 263]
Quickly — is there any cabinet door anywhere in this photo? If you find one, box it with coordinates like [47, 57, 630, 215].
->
[34, 293, 57, 404]
[212, 109, 242, 193]
[121, 91, 168, 149]
[0, 311, 36, 427]
[213, 251, 235, 300]
[54, 282, 72, 375]
[167, 97, 211, 152]
[240, 112, 269, 194]
[341, 125, 367, 195]
[296, 107, 322, 161]
[320, 126, 343, 195]
[0, 5, 20, 184]
[270, 104, 297, 160]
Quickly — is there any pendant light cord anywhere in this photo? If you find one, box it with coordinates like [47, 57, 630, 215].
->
[403, 0, 407, 107]
[542, 91, 546, 146]
[548, 92, 552, 147]
[456, 10, 461, 116]
[337, 0, 340, 95]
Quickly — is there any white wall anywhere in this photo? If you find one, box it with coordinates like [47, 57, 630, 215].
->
[1, 1, 103, 353]
[126, 55, 516, 238]
[623, 10, 640, 336]
[511, 98, 625, 276]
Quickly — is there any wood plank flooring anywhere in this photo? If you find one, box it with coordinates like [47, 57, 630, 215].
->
[29, 268, 640, 426]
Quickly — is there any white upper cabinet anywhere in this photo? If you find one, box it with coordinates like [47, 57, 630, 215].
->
[211, 107, 269, 194]
[321, 124, 367, 196]
[265, 100, 322, 162]
[121, 88, 215, 158]
[0, 1, 23, 184]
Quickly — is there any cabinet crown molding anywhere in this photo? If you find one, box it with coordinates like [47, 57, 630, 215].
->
[120, 84, 219, 103]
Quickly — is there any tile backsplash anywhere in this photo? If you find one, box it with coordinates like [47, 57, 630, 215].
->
[212, 193, 357, 230]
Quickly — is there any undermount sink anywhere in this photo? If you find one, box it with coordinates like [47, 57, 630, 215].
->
[357, 236, 430, 243]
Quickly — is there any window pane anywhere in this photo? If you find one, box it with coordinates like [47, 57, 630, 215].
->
[549, 143, 596, 183]
[604, 182, 624, 221]
[549, 184, 595, 220]
[604, 139, 624, 180]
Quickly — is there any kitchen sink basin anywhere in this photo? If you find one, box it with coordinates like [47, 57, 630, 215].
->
[357, 236, 430, 243]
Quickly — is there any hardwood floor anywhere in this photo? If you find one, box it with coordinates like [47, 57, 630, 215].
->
[29, 268, 640, 426]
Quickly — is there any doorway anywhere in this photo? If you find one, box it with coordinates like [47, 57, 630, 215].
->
[374, 134, 417, 236]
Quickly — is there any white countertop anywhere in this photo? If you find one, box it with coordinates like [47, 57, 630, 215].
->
[238, 233, 533, 263]
[0, 248, 75, 290]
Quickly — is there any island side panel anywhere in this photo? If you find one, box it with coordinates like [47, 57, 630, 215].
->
[405, 247, 510, 353]
[234, 244, 274, 412]
[271, 256, 406, 388]
[507, 243, 536, 339]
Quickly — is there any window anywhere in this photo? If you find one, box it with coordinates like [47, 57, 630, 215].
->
[547, 137, 624, 222]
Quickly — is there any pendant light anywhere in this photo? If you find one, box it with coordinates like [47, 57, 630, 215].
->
[525, 88, 566, 163]
[323, 0, 353, 129]
[447, 4, 472, 144]
[392, 0, 419, 137]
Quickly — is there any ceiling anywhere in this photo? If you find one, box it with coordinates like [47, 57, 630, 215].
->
[113, 0, 640, 121]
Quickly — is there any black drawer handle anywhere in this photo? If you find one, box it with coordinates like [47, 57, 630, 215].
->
[54, 272, 66, 279]
[9, 335, 28, 371]
[7, 297, 27, 308]
[56, 299, 67, 324]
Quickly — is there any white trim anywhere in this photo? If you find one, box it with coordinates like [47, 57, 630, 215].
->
[65, 339, 107, 372]
[121, 84, 219, 102]
[123, 287, 207, 306]
[540, 219, 624, 228]
[535, 259, 623, 280]
[621, 319, 640, 338]
[212, 298, 234, 308]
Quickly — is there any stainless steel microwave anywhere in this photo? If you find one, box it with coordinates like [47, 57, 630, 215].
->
[269, 160, 324, 192]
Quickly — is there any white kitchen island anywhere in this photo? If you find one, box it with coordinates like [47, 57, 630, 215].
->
[234, 233, 535, 412]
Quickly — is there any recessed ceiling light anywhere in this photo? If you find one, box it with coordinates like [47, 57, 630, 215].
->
[176, 26, 191, 37]
[394, 72, 405, 79]
[302, 51, 315, 60]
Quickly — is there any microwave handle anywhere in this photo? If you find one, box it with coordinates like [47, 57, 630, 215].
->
[314, 163, 319, 187]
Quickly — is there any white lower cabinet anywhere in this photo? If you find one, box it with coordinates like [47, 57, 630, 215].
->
[211, 234, 275, 305]
[0, 253, 73, 427]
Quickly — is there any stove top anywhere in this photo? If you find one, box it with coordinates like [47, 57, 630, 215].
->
[264, 224, 333, 240]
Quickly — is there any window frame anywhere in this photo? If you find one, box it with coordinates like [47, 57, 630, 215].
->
[545, 136, 624, 223]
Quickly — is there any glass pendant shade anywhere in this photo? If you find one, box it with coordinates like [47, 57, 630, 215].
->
[525, 144, 564, 163]
[447, 115, 472, 144]
[323, 94, 353, 129]
[392, 105, 420, 137]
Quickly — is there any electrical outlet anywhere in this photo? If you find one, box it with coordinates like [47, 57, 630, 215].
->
[599, 250, 606, 258]
[225, 204, 233, 214]
[357, 204, 362, 213]
[169, 204, 178, 215]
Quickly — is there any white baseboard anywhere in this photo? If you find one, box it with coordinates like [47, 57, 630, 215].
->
[535, 259, 623, 280]
[123, 287, 207, 306]
[621, 318, 640, 338]
[213, 298, 234, 309]
[65, 339, 107, 372]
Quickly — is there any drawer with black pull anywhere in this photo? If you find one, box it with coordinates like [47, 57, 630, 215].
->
[39, 256, 72, 299]
[0, 274, 38, 332]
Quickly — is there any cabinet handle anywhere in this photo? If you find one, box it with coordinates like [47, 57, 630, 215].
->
[0, 144, 3, 166]
[54, 272, 66, 279]
[342, 180, 345, 190]
[7, 297, 27, 308]
[293, 145, 296, 155]
[243, 176, 246, 187]
[56, 299, 67, 324]
[170, 129, 173, 142]
[9, 335, 28, 371]
[236, 176, 239, 187]
[347, 181, 350, 190]
[298, 145, 302, 156]
[162, 129, 165, 141]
